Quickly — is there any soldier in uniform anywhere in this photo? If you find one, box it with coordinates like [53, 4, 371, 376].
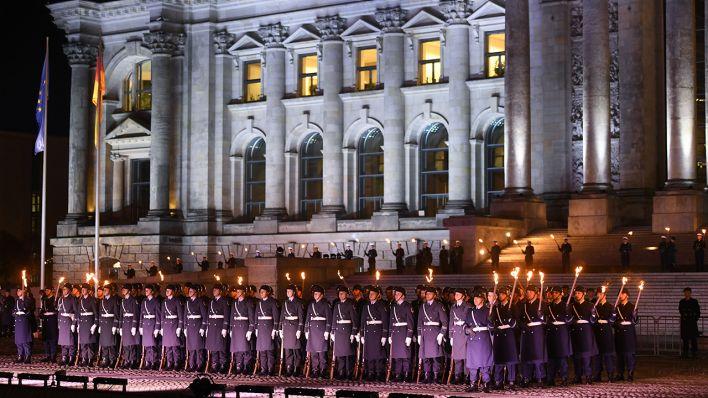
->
[205, 283, 230, 373]
[394, 243, 406, 274]
[229, 284, 255, 374]
[139, 284, 162, 370]
[615, 288, 638, 381]
[305, 284, 331, 378]
[388, 286, 414, 382]
[98, 283, 120, 367]
[464, 287, 494, 393]
[518, 284, 546, 387]
[344, 244, 354, 260]
[40, 286, 58, 362]
[161, 284, 184, 370]
[569, 286, 598, 384]
[365, 244, 378, 274]
[57, 283, 78, 365]
[490, 286, 519, 390]
[331, 285, 359, 379]
[119, 283, 140, 369]
[255, 285, 279, 375]
[558, 238, 572, 273]
[13, 286, 35, 363]
[280, 284, 304, 376]
[417, 285, 448, 384]
[76, 283, 98, 366]
[592, 286, 617, 382]
[619, 237, 632, 269]
[545, 286, 573, 386]
[522, 241, 535, 268]
[184, 283, 207, 372]
[451, 241, 464, 274]
[448, 287, 470, 384]
[359, 285, 389, 381]
[694, 234, 706, 272]
[679, 287, 701, 358]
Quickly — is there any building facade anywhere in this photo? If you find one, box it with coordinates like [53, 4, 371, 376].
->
[48, 0, 706, 279]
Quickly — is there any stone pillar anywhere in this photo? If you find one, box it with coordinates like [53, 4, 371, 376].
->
[62, 42, 96, 221]
[214, 31, 236, 220]
[490, 0, 546, 233]
[258, 23, 288, 222]
[111, 154, 124, 212]
[143, 31, 184, 218]
[375, 7, 408, 214]
[652, 0, 703, 233]
[315, 16, 346, 216]
[439, 0, 473, 213]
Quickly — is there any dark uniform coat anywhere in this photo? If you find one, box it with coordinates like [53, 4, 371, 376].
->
[255, 297, 279, 351]
[546, 300, 573, 358]
[40, 295, 59, 342]
[569, 300, 598, 357]
[593, 301, 616, 354]
[139, 296, 161, 347]
[491, 302, 519, 364]
[518, 299, 547, 363]
[77, 295, 99, 344]
[14, 296, 34, 344]
[389, 300, 414, 359]
[230, 297, 255, 352]
[280, 297, 304, 350]
[417, 300, 448, 359]
[161, 296, 184, 347]
[448, 301, 470, 360]
[331, 298, 358, 356]
[98, 295, 120, 347]
[119, 295, 141, 346]
[305, 298, 331, 353]
[57, 294, 78, 346]
[679, 297, 701, 340]
[614, 302, 637, 353]
[360, 299, 389, 360]
[464, 305, 494, 369]
[184, 296, 207, 351]
[205, 296, 230, 352]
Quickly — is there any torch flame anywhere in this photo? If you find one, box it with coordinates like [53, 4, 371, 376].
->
[375, 270, 381, 281]
[574, 266, 583, 277]
[337, 270, 344, 280]
[601, 285, 607, 293]
[628, 231, 634, 236]
[478, 238, 484, 243]
[664, 226, 671, 232]
[526, 270, 533, 282]
[443, 239, 449, 245]
[167, 256, 171, 261]
[622, 276, 628, 285]
[218, 251, 222, 256]
[505, 232, 511, 238]
[638, 280, 645, 290]
[425, 268, 434, 283]
[85, 273, 91, 283]
[703, 229, 707, 235]
[300, 271, 306, 280]
[550, 234, 555, 239]
[58, 277, 65, 284]
[190, 251, 195, 256]
[411, 238, 417, 243]
[158, 271, 164, 281]
[539, 271, 545, 284]
[285, 272, 291, 281]
[479, 249, 485, 255]
[237, 276, 243, 285]
[385, 238, 391, 244]
[493, 271, 499, 285]
[301, 244, 306, 249]
[103, 280, 109, 286]
[511, 267, 519, 279]
[214, 274, 220, 282]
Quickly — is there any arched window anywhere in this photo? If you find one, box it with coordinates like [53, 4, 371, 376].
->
[122, 60, 152, 111]
[485, 118, 505, 207]
[358, 128, 384, 218]
[300, 133, 323, 219]
[419, 122, 448, 215]
[245, 138, 266, 219]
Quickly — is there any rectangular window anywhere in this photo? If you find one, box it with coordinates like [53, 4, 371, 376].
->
[418, 39, 441, 84]
[130, 159, 150, 223]
[244, 61, 262, 102]
[485, 32, 506, 78]
[299, 54, 319, 96]
[357, 47, 378, 91]
[137, 61, 152, 110]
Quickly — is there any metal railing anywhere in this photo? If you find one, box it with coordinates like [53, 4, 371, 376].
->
[634, 316, 706, 355]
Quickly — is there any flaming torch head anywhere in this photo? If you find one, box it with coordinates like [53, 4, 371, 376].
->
[513, 239, 518, 245]
[58, 277, 65, 284]
[574, 266, 583, 277]
[237, 276, 243, 285]
[628, 231, 634, 236]
[511, 267, 519, 279]
[190, 251, 195, 256]
[539, 271, 545, 285]
[375, 270, 381, 281]
[218, 251, 222, 256]
[385, 238, 391, 244]
[300, 271, 306, 280]
[158, 271, 164, 281]
[337, 270, 344, 280]
[601, 285, 607, 293]
[505, 232, 511, 238]
[493, 271, 499, 285]
[526, 270, 533, 282]
[664, 226, 670, 232]
[479, 249, 485, 255]
[622, 276, 628, 285]
[550, 234, 555, 239]
[478, 238, 484, 243]
[638, 281, 645, 291]
[285, 273, 291, 281]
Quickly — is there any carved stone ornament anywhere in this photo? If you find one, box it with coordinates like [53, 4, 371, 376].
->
[315, 15, 346, 41]
[63, 42, 97, 65]
[143, 31, 185, 55]
[214, 30, 236, 55]
[439, 0, 471, 25]
[258, 23, 289, 48]
[375, 7, 406, 33]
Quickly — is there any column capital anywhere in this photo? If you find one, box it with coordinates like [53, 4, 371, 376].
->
[143, 31, 186, 55]
[214, 30, 236, 55]
[110, 153, 126, 162]
[439, 0, 471, 25]
[63, 42, 97, 66]
[375, 7, 406, 33]
[315, 15, 346, 41]
[258, 23, 289, 48]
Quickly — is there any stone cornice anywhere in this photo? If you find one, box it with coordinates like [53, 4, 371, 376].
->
[375, 7, 406, 33]
[314, 16, 346, 41]
[258, 23, 289, 48]
[63, 42, 98, 65]
[439, 0, 471, 25]
[143, 31, 186, 55]
[214, 30, 237, 55]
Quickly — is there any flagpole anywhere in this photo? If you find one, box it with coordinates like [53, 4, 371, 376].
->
[40, 37, 49, 289]
[93, 42, 103, 295]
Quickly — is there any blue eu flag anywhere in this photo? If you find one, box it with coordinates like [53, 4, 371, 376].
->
[34, 49, 48, 155]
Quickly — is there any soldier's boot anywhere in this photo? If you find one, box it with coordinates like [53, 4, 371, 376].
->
[13, 356, 23, 364]
[23, 356, 31, 364]
[59, 356, 68, 366]
[483, 382, 492, 393]
[607, 372, 615, 383]
[165, 363, 174, 371]
[41, 356, 51, 363]
[421, 372, 430, 384]
[433, 372, 440, 384]
[627, 371, 634, 382]
[465, 381, 479, 392]
[456, 374, 465, 385]
[585, 376, 593, 385]
[507, 381, 517, 391]
[615, 373, 624, 382]
[520, 378, 530, 388]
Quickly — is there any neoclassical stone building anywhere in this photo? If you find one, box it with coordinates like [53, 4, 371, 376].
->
[48, 0, 706, 278]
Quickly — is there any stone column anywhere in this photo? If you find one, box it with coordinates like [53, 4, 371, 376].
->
[258, 23, 289, 221]
[111, 154, 124, 212]
[375, 7, 408, 213]
[62, 42, 96, 221]
[706, 0, 708, 186]
[214, 31, 236, 220]
[143, 31, 184, 218]
[315, 16, 346, 216]
[440, 0, 473, 213]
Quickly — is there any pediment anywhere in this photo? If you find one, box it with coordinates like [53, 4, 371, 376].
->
[282, 25, 320, 45]
[106, 116, 150, 141]
[401, 8, 446, 30]
[229, 32, 264, 53]
[341, 17, 381, 38]
[469, 0, 505, 20]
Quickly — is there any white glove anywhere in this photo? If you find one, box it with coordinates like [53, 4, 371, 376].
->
[272, 330, 277, 339]
[305, 332, 309, 340]
[139, 327, 143, 335]
[324, 332, 329, 341]
[112, 326, 117, 335]
[184, 329, 188, 338]
[450, 337, 453, 346]
[355, 334, 360, 343]
[405, 337, 412, 346]
[296, 330, 301, 339]
[230, 330, 232, 338]
[246, 331, 252, 341]
[360, 337, 365, 345]
[418, 335, 423, 344]
[154, 329, 159, 338]
[131, 327, 136, 336]
[199, 329, 205, 337]
[350, 335, 355, 343]
[71, 325, 76, 333]
[436, 333, 444, 346]
[381, 337, 386, 346]
[159, 329, 163, 336]
[176, 327, 181, 337]
[279, 330, 283, 339]
[90, 324, 97, 334]
[119, 328, 123, 336]
[255, 330, 258, 338]
[388, 337, 392, 345]
[221, 329, 227, 338]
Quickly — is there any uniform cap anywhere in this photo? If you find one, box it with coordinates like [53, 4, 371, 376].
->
[393, 286, 406, 296]
[337, 285, 349, 294]
[310, 284, 324, 294]
[574, 285, 586, 293]
[526, 284, 539, 293]
[259, 285, 273, 294]
[286, 284, 298, 292]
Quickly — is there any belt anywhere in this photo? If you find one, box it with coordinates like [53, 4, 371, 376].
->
[366, 320, 382, 325]
[43, 312, 56, 316]
[597, 320, 608, 324]
[453, 320, 465, 326]
[80, 312, 94, 316]
[123, 313, 134, 317]
[166, 315, 178, 319]
[258, 316, 273, 320]
[552, 321, 565, 326]
[575, 320, 589, 324]
[424, 321, 440, 326]
[233, 316, 248, 321]
[310, 316, 326, 321]
[209, 315, 224, 319]
[472, 326, 489, 332]
[497, 325, 511, 330]
[101, 314, 115, 318]
[187, 315, 202, 319]
[143, 315, 156, 319]
[620, 321, 632, 325]
[285, 316, 298, 321]
[527, 322, 542, 327]
[14, 311, 26, 316]
[393, 322, 407, 327]
[337, 320, 352, 324]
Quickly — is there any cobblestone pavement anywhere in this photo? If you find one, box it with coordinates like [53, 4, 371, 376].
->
[0, 355, 706, 397]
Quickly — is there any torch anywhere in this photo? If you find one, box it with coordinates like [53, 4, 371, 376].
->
[526, 270, 533, 289]
[566, 266, 583, 306]
[613, 277, 628, 308]
[513, 240, 523, 254]
[375, 270, 380, 283]
[158, 271, 164, 282]
[635, 281, 645, 312]
[214, 274, 221, 282]
[237, 276, 244, 286]
[425, 268, 434, 283]
[509, 267, 520, 308]
[218, 250, 227, 263]
[301, 272, 306, 297]
[550, 234, 559, 249]
[593, 285, 607, 309]
[190, 251, 198, 266]
[489, 271, 499, 315]
[21, 270, 28, 289]
[538, 272, 545, 312]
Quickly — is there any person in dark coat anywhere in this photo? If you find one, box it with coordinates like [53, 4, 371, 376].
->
[13, 287, 34, 363]
[592, 286, 617, 382]
[518, 284, 547, 387]
[488, 241, 501, 271]
[205, 284, 230, 373]
[146, 261, 159, 277]
[57, 283, 78, 365]
[98, 284, 120, 368]
[522, 241, 535, 268]
[439, 245, 449, 274]
[311, 246, 323, 259]
[450, 240, 464, 273]
[679, 287, 700, 358]
[448, 287, 470, 384]
[694, 234, 706, 272]
[464, 288, 494, 393]
[119, 283, 141, 369]
[331, 286, 358, 380]
[40, 287, 58, 362]
[490, 286, 519, 390]
[255, 285, 279, 375]
[365, 244, 377, 274]
[619, 237, 632, 269]
[184, 284, 207, 372]
[668, 236, 678, 271]
[124, 264, 136, 279]
[388, 286, 413, 382]
[417, 286, 448, 384]
[175, 258, 184, 274]
[615, 288, 638, 381]
[227, 254, 238, 268]
[394, 243, 406, 274]
[76, 283, 98, 366]
[359, 285, 389, 381]
[199, 257, 210, 272]
[545, 286, 572, 386]
[658, 236, 670, 271]
[559, 238, 572, 273]
[287, 247, 296, 258]
[276, 246, 285, 257]
[160, 284, 184, 370]
[139, 284, 162, 370]
[420, 242, 433, 271]
[305, 284, 331, 378]
[280, 284, 304, 376]
[343, 245, 354, 260]
[569, 286, 598, 384]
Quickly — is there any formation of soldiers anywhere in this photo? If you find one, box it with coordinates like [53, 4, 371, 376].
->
[9, 278, 639, 392]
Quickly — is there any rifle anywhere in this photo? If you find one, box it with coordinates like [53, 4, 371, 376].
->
[278, 331, 285, 376]
[253, 351, 260, 376]
[138, 345, 145, 370]
[228, 352, 235, 375]
[159, 345, 166, 371]
[304, 351, 311, 378]
[385, 336, 393, 382]
[114, 333, 123, 369]
[184, 349, 190, 371]
[204, 351, 211, 373]
[446, 337, 454, 384]
[416, 335, 423, 384]
[358, 328, 365, 382]
[328, 335, 335, 380]
[352, 336, 361, 380]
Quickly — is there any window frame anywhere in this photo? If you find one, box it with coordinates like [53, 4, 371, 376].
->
[122, 60, 152, 111]
[484, 31, 506, 78]
[129, 158, 150, 223]
[299, 133, 323, 219]
[418, 39, 442, 85]
[485, 118, 505, 207]
[357, 128, 384, 218]
[243, 60, 263, 103]
[356, 47, 378, 91]
[298, 53, 319, 97]
[244, 137, 266, 219]
[419, 122, 449, 215]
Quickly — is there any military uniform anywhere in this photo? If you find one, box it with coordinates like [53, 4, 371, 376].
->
[394, 247, 406, 274]
[464, 293, 494, 392]
[619, 241, 632, 268]
[679, 295, 700, 357]
[205, 289, 230, 373]
[229, 292, 255, 374]
[13, 292, 34, 363]
[559, 242, 572, 273]
[388, 292, 413, 381]
[40, 291, 59, 362]
[184, 292, 207, 371]
[139, 293, 162, 369]
[119, 288, 141, 369]
[417, 291, 448, 383]
[57, 288, 78, 365]
[491, 297, 519, 388]
[255, 286, 279, 375]
[331, 290, 359, 379]
[615, 299, 638, 381]
[280, 288, 304, 376]
[518, 291, 547, 385]
[569, 290, 598, 383]
[305, 286, 331, 377]
[448, 293, 470, 383]
[161, 291, 184, 369]
[545, 295, 573, 384]
[592, 299, 616, 381]
[77, 290, 99, 366]
[98, 290, 120, 367]
[360, 290, 389, 380]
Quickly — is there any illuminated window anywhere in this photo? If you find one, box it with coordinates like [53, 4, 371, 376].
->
[358, 128, 384, 218]
[418, 40, 441, 84]
[357, 47, 378, 91]
[122, 60, 152, 111]
[299, 54, 319, 96]
[485, 118, 505, 206]
[244, 61, 262, 102]
[485, 32, 506, 78]
[300, 133, 323, 219]
[245, 138, 266, 219]
[130, 159, 150, 222]
[419, 123, 448, 215]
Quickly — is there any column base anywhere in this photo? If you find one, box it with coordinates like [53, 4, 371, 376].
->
[57, 215, 84, 237]
[309, 212, 338, 232]
[490, 193, 547, 234]
[664, 179, 697, 190]
[380, 202, 408, 213]
[259, 207, 288, 220]
[652, 189, 708, 233]
[371, 211, 400, 231]
[440, 199, 475, 214]
[146, 209, 170, 219]
[137, 217, 183, 235]
[253, 218, 280, 234]
[615, 188, 654, 226]
[568, 193, 618, 236]
[318, 205, 346, 217]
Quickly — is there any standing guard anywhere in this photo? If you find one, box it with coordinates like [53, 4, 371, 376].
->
[615, 288, 638, 382]
[161, 284, 184, 370]
[569, 286, 598, 384]
[448, 287, 470, 384]
[518, 284, 547, 387]
[305, 284, 331, 378]
[57, 283, 78, 365]
[119, 283, 140, 369]
[280, 284, 304, 376]
[417, 286, 448, 384]
[205, 284, 230, 373]
[545, 286, 573, 386]
[40, 286, 59, 362]
[255, 285, 279, 376]
[184, 284, 207, 372]
[229, 284, 254, 374]
[359, 285, 389, 381]
[592, 286, 617, 382]
[13, 286, 35, 363]
[464, 287, 494, 393]
[331, 285, 358, 380]
[490, 286, 519, 390]
[139, 284, 162, 370]
[77, 283, 98, 367]
[559, 239, 572, 273]
[388, 286, 413, 382]
[98, 283, 120, 367]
